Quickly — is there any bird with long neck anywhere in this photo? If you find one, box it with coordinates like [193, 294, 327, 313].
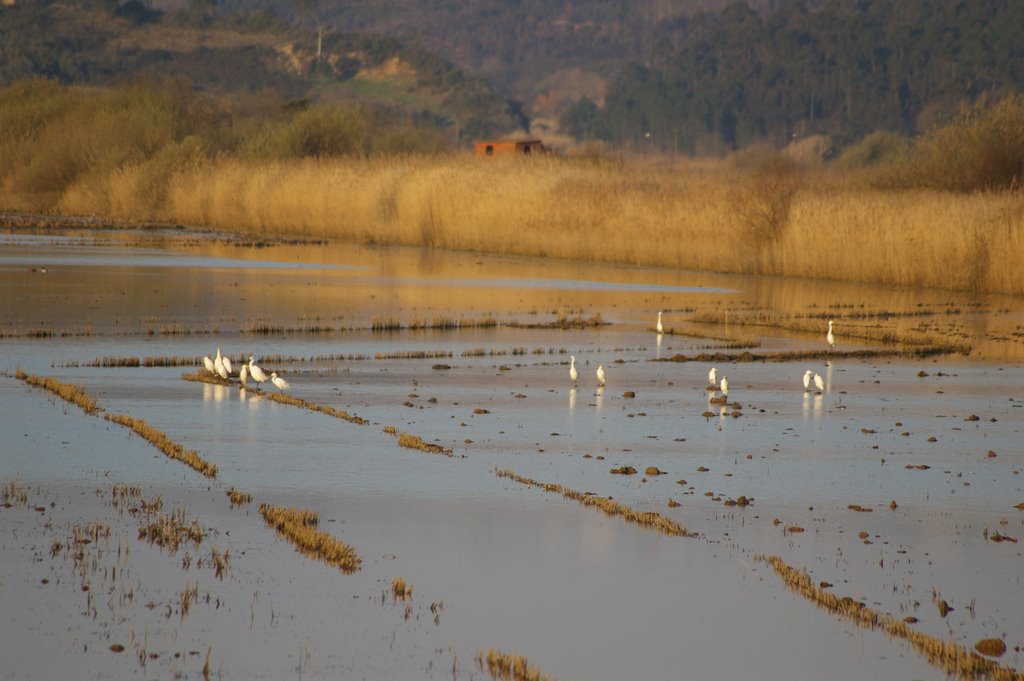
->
[656, 311, 664, 334]
[569, 355, 579, 384]
[248, 356, 269, 388]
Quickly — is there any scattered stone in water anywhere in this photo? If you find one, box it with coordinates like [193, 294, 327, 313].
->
[696, 466, 710, 473]
[858, 531, 870, 539]
[848, 504, 873, 513]
[622, 391, 636, 398]
[667, 499, 681, 508]
[676, 479, 687, 486]
[432, 364, 451, 370]
[787, 526, 805, 533]
[917, 370, 929, 377]
[965, 414, 980, 421]
[736, 496, 750, 507]
[927, 436, 938, 442]
[110, 644, 125, 653]
[473, 408, 490, 414]
[610, 466, 637, 475]
[889, 500, 899, 509]
[860, 428, 877, 434]
[819, 581, 833, 589]
[975, 638, 1007, 657]
[645, 466, 664, 476]
[987, 450, 997, 458]
[904, 616, 919, 624]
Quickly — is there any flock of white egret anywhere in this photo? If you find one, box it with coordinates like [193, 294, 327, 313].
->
[632, 314, 838, 398]
[201, 348, 290, 392]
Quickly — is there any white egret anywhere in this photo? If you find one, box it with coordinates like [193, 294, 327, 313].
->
[239, 362, 248, 387]
[656, 311, 664, 334]
[569, 355, 579, 384]
[202, 355, 215, 374]
[813, 372, 825, 392]
[720, 376, 728, 397]
[270, 372, 290, 393]
[827, 320, 835, 351]
[803, 369, 814, 391]
[708, 366, 718, 389]
[248, 356, 269, 388]
[596, 364, 606, 386]
[222, 354, 233, 375]
[214, 353, 228, 380]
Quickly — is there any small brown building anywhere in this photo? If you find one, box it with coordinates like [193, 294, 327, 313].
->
[473, 138, 545, 157]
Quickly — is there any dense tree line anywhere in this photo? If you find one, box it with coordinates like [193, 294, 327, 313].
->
[562, 0, 1024, 152]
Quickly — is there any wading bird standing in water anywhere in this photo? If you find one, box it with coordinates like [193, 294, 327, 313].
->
[239, 362, 248, 388]
[248, 356, 269, 388]
[270, 372, 290, 393]
[214, 349, 229, 379]
[827, 320, 835, 351]
[720, 376, 728, 397]
[708, 366, 718, 389]
[803, 369, 814, 391]
[813, 372, 825, 393]
[203, 355, 215, 374]
[656, 311, 664, 334]
[569, 355, 579, 384]
[596, 364, 606, 386]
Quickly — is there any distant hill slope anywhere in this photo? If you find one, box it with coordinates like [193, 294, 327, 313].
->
[0, 1, 526, 143]
[215, 0, 819, 121]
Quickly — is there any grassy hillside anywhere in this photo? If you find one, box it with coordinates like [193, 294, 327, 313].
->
[0, 1, 525, 143]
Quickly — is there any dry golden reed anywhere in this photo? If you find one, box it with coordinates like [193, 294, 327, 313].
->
[264, 391, 368, 425]
[495, 468, 694, 538]
[14, 368, 100, 414]
[258, 503, 361, 573]
[476, 648, 560, 681]
[104, 413, 219, 478]
[138, 508, 206, 552]
[396, 432, 454, 457]
[391, 577, 412, 601]
[2, 480, 30, 506]
[757, 555, 1022, 681]
[226, 488, 253, 508]
[155, 156, 1024, 295]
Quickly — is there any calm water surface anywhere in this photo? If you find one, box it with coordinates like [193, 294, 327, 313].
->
[2, 230, 1022, 680]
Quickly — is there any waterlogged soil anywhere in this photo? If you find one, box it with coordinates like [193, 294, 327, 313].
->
[2, 229, 1023, 681]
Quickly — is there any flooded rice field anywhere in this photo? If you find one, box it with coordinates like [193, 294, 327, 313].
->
[2, 229, 1023, 681]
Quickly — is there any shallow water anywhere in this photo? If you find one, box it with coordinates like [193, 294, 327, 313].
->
[2, 229, 1023, 680]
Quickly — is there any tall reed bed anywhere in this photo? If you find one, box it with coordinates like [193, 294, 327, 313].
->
[14, 368, 100, 414]
[104, 413, 218, 478]
[495, 468, 694, 537]
[154, 155, 1024, 294]
[258, 503, 361, 573]
[757, 555, 1022, 681]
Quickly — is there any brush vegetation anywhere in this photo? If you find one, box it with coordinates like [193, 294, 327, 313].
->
[757, 555, 1023, 681]
[258, 503, 361, 573]
[496, 468, 694, 538]
[3, 81, 1024, 294]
